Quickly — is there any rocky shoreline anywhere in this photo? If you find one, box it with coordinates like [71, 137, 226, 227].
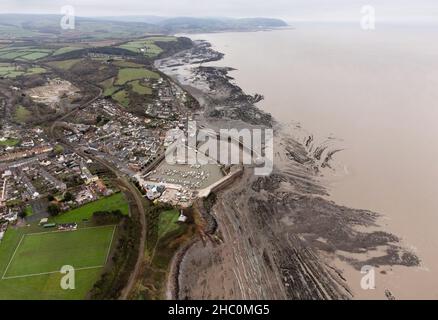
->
[156, 40, 420, 300]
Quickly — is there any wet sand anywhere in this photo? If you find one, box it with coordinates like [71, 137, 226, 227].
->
[156, 38, 421, 300]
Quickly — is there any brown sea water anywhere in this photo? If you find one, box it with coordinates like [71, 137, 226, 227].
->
[190, 22, 438, 299]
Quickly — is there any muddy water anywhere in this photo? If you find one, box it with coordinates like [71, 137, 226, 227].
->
[189, 23, 438, 299]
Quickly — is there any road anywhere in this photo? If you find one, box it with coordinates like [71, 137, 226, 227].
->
[87, 152, 147, 300]
[47, 88, 147, 300]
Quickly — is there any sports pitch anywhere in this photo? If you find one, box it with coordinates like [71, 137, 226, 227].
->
[0, 225, 116, 299]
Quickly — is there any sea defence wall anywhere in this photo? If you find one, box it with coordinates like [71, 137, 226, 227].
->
[197, 165, 244, 199]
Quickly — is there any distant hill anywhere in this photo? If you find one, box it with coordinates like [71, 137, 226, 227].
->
[0, 14, 160, 40]
[97, 16, 289, 32]
[161, 17, 287, 30]
[95, 15, 168, 24]
[0, 14, 288, 40]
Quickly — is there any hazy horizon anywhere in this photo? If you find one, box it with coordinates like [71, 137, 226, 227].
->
[1, 0, 437, 23]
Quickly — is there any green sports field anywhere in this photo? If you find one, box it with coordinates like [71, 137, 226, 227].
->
[51, 192, 129, 224]
[0, 226, 116, 300]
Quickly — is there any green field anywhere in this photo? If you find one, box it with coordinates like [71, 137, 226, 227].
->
[27, 66, 47, 75]
[0, 63, 47, 79]
[100, 77, 114, 89]
[0, 226, 116, 300]
[0, 193, 128, 299]
[112, 90, 130, 107]
[0, 65, 23, 78]
[53, 46, 84, 56]
[104, 67, 157, 106]
[24, 205, 33, 217]
[158, 209, 180, 238]
[118, 36, 177, 58]
[130, 80, 152, 95]
[0, 64, 16, 74]
[52, 193, 129, 224]
[112, 60, 144, 68]
[0, 138, 20, 147]
[19, 52, 49, 61]
[103, 85, 120, 97]
[14, 105, 31, 123]
[134, 206, 191, 299]
[101, 77, 121, 97]
[47, 58, 82, 70]
[115, 68, 160, 85]
[0, 47, 53, 61]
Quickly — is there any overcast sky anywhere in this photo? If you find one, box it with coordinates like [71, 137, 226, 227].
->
[1, 0, 437, 22]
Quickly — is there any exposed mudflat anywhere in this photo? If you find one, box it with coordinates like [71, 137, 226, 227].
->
[156, 41, 420, 300]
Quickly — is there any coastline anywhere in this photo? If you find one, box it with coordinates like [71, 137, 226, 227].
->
[174, 26, 295, 36]
[156, 37, 420, 300]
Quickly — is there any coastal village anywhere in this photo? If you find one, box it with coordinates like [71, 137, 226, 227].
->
[0, 60, 231, 242]
[0, 9, 428, 303]
[0, 26, 270, 301]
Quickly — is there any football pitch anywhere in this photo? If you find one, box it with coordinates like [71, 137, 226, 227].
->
[0, 225, 116, 299]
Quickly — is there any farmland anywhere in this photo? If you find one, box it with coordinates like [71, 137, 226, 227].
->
[130, 80, 152, 95]
[53, 46, 84, 56]
[14, 105, 31, 123]
[0, 45, 83, 62]
[112, 60, 145, 68]
[115, 67, 160, 85]
[112, 90, 130, 107]
[101, 77, 119, 97]
[0, 63, 47, 78]
[118, 36, 177, 58]
[0, 47, 53, 61]
[47, 58, 82, 70]
[51, 193, 129, 224]
[102, 67, 159, 107]
[0, 138, 20, 147]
